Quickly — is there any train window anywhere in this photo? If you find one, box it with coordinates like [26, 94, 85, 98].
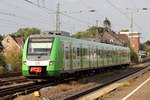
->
[83, 48, 86, 57]
[85, 48, 88, 57]
[77, 48, 80, 56]
[89, 48, 91, 58]
[73, 48, 76, 59]
[65, 46, 69, 59]
[69, 45, 72, 59]
[65, 51, 69, 59]
[80, 48, 83, 57]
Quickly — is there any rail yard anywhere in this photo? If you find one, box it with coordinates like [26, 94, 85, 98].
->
[0, 0, 150, 100]
[0, 61, 149, 100]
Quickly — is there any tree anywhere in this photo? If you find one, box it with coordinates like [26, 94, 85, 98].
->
[140, 43, 147, 51]
[103, 17, 111, 31]
[144, 40, 150, 45]
[5, 52, 22, 72]
[119, 29, 129, 32]
[130, 47, 138, 63]
[72, 26, 105, 39]
[14, 28, 41, 40]
[0, 53, 6, 66]
[0, 34, 3, 40]
[86, 26, 105, 36]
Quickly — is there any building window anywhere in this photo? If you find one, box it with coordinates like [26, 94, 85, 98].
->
[7, 39, 10, 43]
[132, 44, 135, 47]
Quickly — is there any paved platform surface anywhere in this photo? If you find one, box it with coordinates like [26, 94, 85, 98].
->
[104, 70, 150, 100]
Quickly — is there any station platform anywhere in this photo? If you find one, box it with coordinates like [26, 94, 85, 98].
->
[104, 70, 150, 100]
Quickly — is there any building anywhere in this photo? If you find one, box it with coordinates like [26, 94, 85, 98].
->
[117, 34, 129, 47]
[78, 31, 128, 47]
[2, 35, 24, 55]
[101, 31, 126, 46]
[120, 32, 141, 54]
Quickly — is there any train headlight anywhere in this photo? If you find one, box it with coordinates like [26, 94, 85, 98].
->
[23, 61, 27, 65]
[49, 61, 54, 66]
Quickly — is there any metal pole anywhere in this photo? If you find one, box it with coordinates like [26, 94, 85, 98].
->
[130, 12, 133, 32]
[130, 12, 133, 47]
[37, 0, 40, 7]
[96, 20, 98, 27]
[56, 3, 60, 33]
[42, 0, 45, 8]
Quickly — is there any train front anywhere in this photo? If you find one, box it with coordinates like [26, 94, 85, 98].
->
[22, 35, 55, 78]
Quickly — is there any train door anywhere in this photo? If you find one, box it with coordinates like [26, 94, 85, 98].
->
[96, 47, 99, 67]
[93, 47, 96, 68]
[72, 44, 78, 70]
[104, 47, 107, 66]
[101, 46, 105, 67]
[112, 48, 115, 65]
[88, 45, 92, 68]
[98, 48, 102, 67]
[85, 47, 89, 68]
[82, 47, 85, 68]
[109, 48, 112, 65]
[64, 43, 70, 70]
[77, 45, 81, 69]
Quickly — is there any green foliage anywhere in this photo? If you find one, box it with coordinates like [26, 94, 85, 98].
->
[5, 52, 22, 72]
[14, 27, 41, 40]
[119, 29, 129, 32]
[0, 34, 3, 40]
[72, 26, 105, 39]
[144, 40, 150, 45]
[0, 53, 7, 73]
[0, 53, 6, 66]
[140, 43, 147, 51]
[103, 17, 111, 31]
[130, 47, 138, 63]
[72, 17, 112, 39]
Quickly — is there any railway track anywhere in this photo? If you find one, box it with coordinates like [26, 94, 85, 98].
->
[46, 62, 150, 100]
[0, 76, 30, 86]
[0, 76, 77, 100]
[0, 72, 21, 78]
[1, 62, 150, 100]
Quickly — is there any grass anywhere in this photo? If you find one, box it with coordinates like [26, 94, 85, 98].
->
[98, 77, 137, 100]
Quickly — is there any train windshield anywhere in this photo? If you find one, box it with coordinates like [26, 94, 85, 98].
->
[28, 38, 53, 55]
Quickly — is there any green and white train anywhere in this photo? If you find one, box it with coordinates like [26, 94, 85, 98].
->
[22, 34, 130, 78]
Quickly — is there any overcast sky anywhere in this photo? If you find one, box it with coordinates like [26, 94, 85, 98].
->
[0, 0, 150, 42]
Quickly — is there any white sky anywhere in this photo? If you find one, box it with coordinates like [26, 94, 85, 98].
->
[0, 0, 150, 42]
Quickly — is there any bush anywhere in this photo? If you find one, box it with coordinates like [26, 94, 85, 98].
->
[0, 66, 7, 74]
[0, 53, 6, 66]
[5, 52, 22, 72]
[130, 47, 138, 63]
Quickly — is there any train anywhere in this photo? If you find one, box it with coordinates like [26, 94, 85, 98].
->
[22, 34, 130, 78]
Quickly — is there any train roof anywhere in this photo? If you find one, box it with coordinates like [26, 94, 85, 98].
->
[28, 34, 129, 51]
[56, 35, 130, 51]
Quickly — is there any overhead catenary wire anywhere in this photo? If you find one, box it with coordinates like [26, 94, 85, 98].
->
[24, 0, 56, 13]
[105, 0, 147, 33]
[24, 0, 95, 25]
[61, 12, 94, 26]
[0, 0, 52, 25]
[80, 0, 105, 19]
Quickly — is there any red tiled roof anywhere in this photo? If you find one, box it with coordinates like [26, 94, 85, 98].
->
[15, 37, 23, 46]
[117, 34, 129, 44]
